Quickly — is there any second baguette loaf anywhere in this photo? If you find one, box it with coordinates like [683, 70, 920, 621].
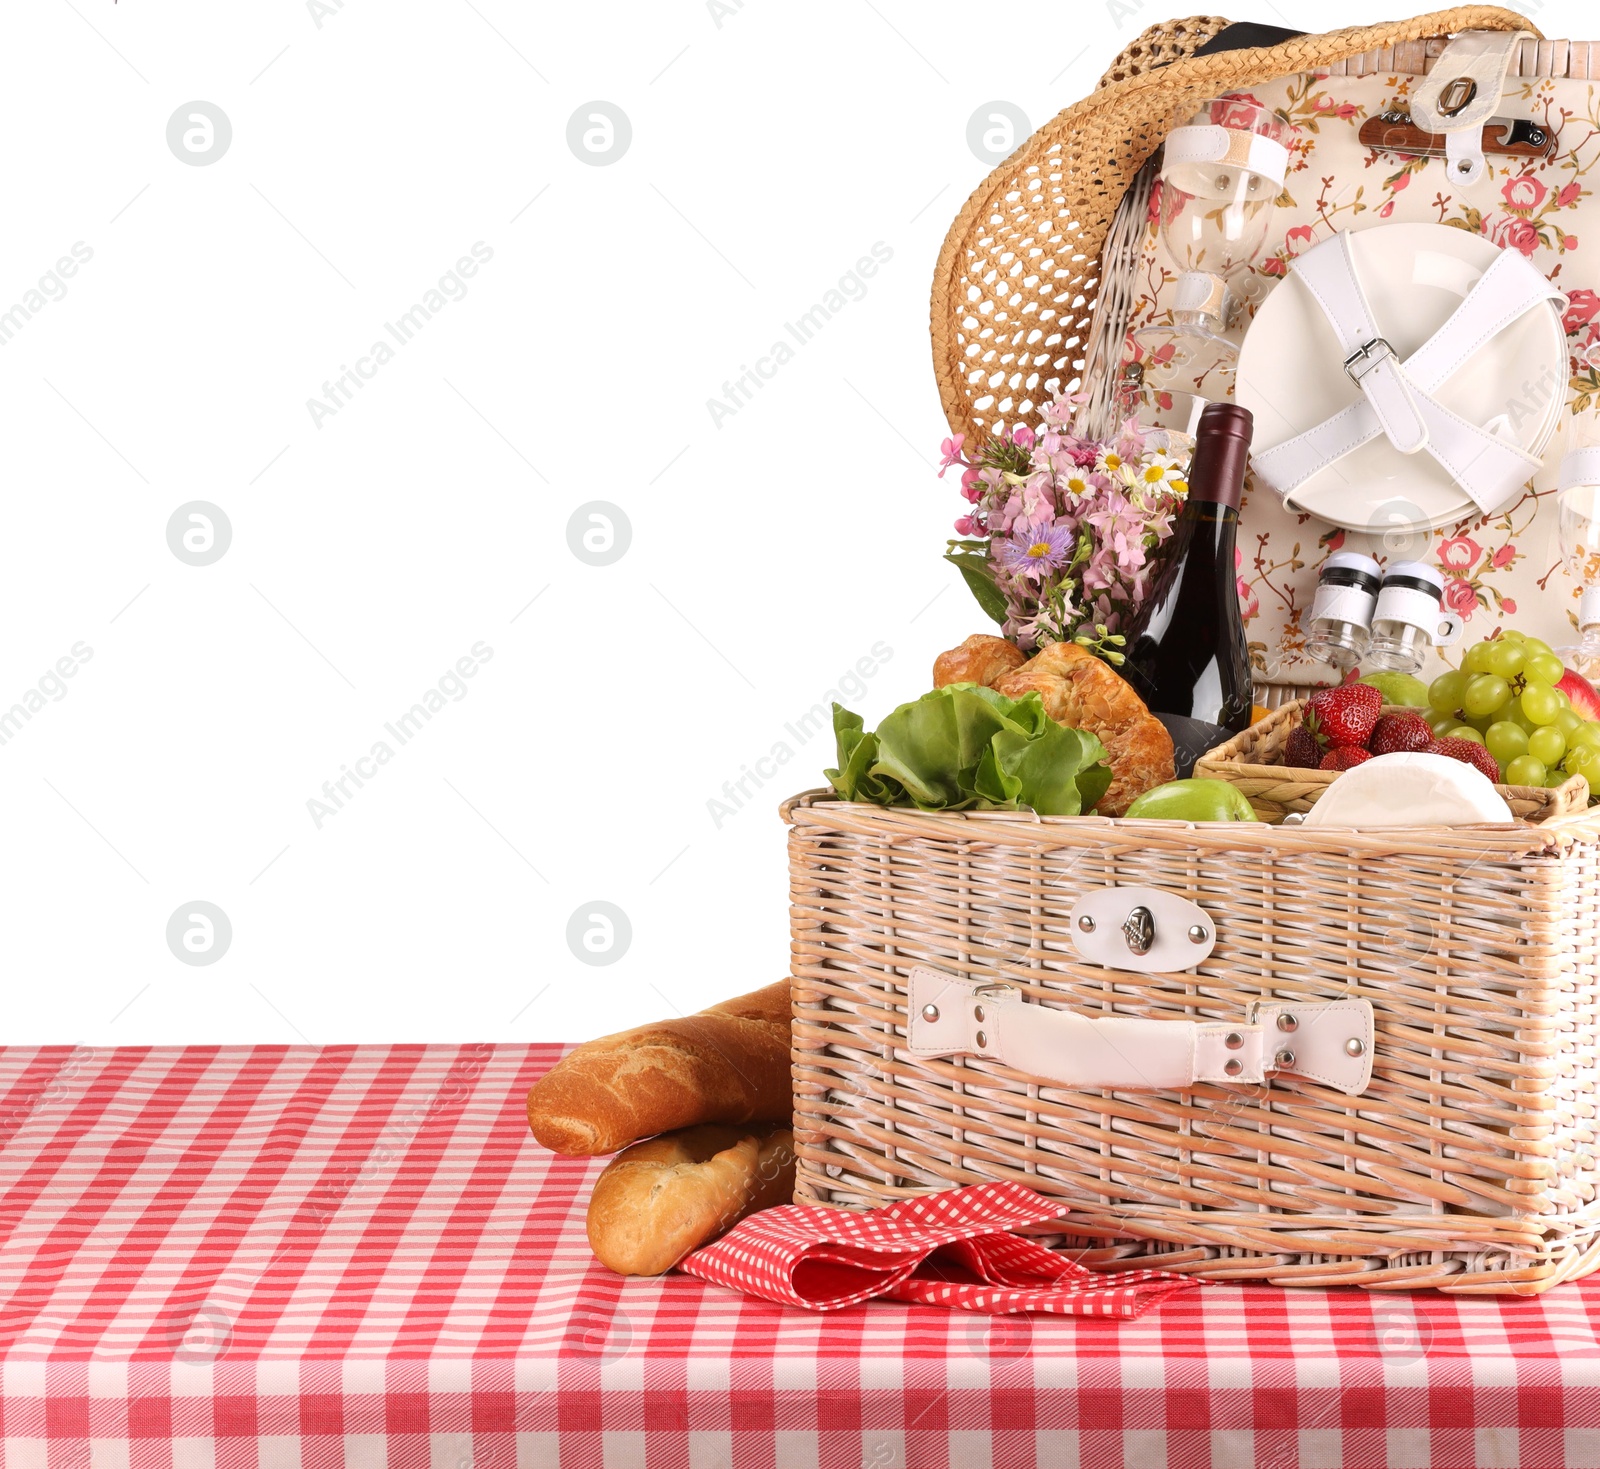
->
[526, 979, 792, 1156]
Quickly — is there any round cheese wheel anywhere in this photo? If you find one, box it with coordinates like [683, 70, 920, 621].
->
[1301, 752, 1514, 828]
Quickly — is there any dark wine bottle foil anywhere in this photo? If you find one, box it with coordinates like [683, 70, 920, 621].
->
[1120, 402, 1254, 778]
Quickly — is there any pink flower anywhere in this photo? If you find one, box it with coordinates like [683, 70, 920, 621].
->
[1558, 181, 1583, 209]
[953, 514, 980, 536]
[1437, 536, 1483, 572]
[1565, 289, 1600, 337]
[938, 434, 966, 477]
[1502, 597, 1518, 614]
[1491, 543, 1517, 570]
[1378, 200, 1396, 219]
[1567, 234, 1581, 251]
[1391, 171, 1411, 193]
[1147, 179, 1164, 224]
[1442, 577, 1481, 618]
[1314, 97, 1360, 121]
[1503, 174, 1548, 214]
[1011, 424, 1035, 449]
[1499, 218, 1540, 258]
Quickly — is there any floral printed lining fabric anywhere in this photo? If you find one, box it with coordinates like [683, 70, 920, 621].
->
[1125, 70, 1600, 681]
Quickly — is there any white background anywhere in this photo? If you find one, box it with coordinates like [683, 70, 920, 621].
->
[0, 0, 1578, 1045]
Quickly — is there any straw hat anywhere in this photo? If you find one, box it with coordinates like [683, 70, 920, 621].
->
[930, 7, 1539, 446]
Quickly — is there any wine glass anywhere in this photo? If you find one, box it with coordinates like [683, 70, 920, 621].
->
[1115, 382, 1209, 457]
[1125, 98, 1298, 404]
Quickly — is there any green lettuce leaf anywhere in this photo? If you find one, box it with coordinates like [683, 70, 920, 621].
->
[824, 683, 1111, 816]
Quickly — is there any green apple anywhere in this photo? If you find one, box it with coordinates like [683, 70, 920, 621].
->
[1124, 779, 1259, 822]
[1358, 671, 1430, 707]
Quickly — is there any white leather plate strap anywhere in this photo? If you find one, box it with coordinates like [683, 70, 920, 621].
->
[1252, 231, 1564, 517]
[1290, 227, 1429, 456]
[1410, 30, 1536, 187]
[906, 966, 1375, 1097]
[1163, 123, 1291, 188]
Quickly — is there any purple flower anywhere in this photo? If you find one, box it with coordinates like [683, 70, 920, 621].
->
[996, 521, 1073, 582]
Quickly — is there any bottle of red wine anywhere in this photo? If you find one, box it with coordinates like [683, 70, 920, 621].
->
[1120, 401, 1254, 777]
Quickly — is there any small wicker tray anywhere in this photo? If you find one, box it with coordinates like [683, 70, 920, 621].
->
[1195, 701, 1590, 822]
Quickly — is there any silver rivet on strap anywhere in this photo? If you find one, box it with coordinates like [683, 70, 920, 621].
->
[1345, 1037, 1366, 1057]
[973, 1005, 985, 1023]
[921, 1004, 940, 1023]
[1277, 1013, 1298, 1033]
[1077, 915, 1096, 933]
[1276, 1049, 1296, 1069]
[1188, 925, 1209, 944]
[974, 1031, 988, 1049]
[1224, 1059, 1242, 1077]
[1224, 1032, 1243, 1050]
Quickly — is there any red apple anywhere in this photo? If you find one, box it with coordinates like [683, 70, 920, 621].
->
[1557, 668, 1600, 722]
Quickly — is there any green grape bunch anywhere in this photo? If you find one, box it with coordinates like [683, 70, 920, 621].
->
[1427, 631, 1600, 791]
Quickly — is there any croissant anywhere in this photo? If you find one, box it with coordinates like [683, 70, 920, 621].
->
[993, 641, 1174, 815]
[932, 633, 1027, 691]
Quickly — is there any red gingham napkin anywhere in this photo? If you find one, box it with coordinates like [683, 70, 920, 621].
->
[678, 1181, 1197, 1318]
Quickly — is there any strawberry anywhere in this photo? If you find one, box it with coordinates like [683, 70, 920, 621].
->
[1319, 746, 1372, 772]
[1303, 682, 1382, 751]
[1423, 736, 1500, 784]
[1283, 725, 1321, 769]
[1369, 711, 1432, 757]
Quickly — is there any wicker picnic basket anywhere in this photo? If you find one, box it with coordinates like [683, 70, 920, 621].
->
[1194, 701, 1592, 821]
[785, 7, 1600, 1295]
[786, 790, 1600, 1294]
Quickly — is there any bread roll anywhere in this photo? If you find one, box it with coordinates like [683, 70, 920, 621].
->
[587, 1124, 796, 1276]
[933, 634, 1027, 690]
[526, 980, 791, 1156]
[995, 641, 1175, 815]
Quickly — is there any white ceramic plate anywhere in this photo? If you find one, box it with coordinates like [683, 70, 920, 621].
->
[1236, 223, 1566, 533]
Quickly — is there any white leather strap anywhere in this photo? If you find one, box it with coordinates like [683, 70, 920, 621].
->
[1445, 127, 1485, 188]
[1252, 232, 1563, 516]
[1410, 30, 1535, 187]
[1164, 123, 1291, 188]
[1174, 270, 1228, 319]
[1290, 229, 1429, 455]
[906, 967, 1375, 1097]
[1559, 446, 1600, 491]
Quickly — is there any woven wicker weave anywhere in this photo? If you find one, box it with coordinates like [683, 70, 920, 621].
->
[785, 789, 1600, 1294]
[929, 6, 1539, 447]
[1194, 701, 1590, 821]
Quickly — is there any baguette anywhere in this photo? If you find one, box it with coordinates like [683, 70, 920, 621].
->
[526, 979, 791, 1156]
[586, 1123, 796, 1276]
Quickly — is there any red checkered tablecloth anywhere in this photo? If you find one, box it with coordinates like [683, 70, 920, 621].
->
[2, 1043, 1599, 1468]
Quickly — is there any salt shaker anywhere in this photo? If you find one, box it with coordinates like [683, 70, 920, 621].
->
[1304, 551, 1382, 670]
[1364, 561, 1463, 674]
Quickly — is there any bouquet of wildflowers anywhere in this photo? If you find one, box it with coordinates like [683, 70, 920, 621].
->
[940, 394, 1190, 658]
